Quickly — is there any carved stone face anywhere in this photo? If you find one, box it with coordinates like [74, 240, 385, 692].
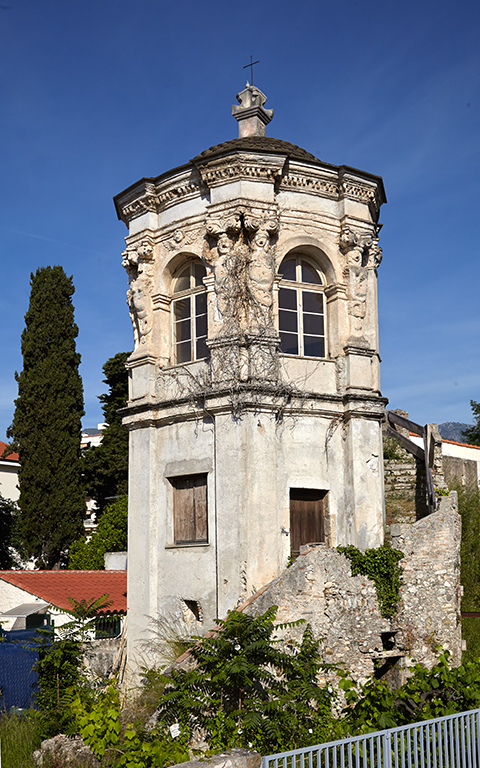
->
[217, 233, 231, 255]
[254, 229, 269, 249]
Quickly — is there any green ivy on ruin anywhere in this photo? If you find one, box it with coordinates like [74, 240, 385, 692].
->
[337, 545, 404, 618]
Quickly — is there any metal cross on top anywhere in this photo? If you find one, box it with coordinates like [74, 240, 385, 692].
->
[243, 55, 259, 86]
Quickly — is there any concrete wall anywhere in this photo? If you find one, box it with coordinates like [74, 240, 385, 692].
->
[442, 440, 480, 488]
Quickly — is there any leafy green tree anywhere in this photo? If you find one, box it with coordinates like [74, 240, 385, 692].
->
[7, 266, 85, 568]
[82, 351, 131, 514]
[69, 495, 128, 569]
[35, 594, 112, 737]
[156, 607, 335, 754]
[0, 493, 17, 568]
[462, 400, 480, 445]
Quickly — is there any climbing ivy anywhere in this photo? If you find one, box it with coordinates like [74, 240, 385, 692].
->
[337, 545, 403, 618]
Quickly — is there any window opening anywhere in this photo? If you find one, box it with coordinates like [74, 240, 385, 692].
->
[170, 473, 208, 544]
[172, 261, 208, 364]
[278, 256, 325, 358]
[95, 616, 121, 639]
[183, 599, 203, 623]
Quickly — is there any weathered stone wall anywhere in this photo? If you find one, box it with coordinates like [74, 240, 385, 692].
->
[391, 492, 462, 670]
[383, 438, 418, 529]
[240, 492, 462, 683]
[443, 455, 478, 488]
[84, 637, 122, 678]
[243, 545, 390, 684]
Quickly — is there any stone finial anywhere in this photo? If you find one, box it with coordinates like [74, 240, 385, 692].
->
[232, 83, 274, 138]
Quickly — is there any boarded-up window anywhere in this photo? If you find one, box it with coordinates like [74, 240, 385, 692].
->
[170, 474, 208, 544]
[289, 488, 326, 557]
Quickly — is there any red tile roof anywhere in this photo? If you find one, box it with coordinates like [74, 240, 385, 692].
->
[408, 432, 480, 451]
[442, 438, 480, 450]
[0, 571, 126, 614]
[0, 441, 19, 462]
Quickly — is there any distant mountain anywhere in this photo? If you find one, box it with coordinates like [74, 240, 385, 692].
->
[438, 422, 473, 443]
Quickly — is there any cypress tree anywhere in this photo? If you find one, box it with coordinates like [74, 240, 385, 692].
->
[8, 266, 85, 568]
[82, 351, 130, 514]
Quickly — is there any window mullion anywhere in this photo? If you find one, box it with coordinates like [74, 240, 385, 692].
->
[298, 288, 304, 356]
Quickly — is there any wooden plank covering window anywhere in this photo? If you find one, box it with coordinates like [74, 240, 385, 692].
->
[171, 474, 208, 544]
[289, 488, 326, 557]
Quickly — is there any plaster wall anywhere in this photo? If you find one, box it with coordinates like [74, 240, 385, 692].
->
[0, 460, 19, 502]
[0, 581, 70, 632]
[127, 400, 385, 673]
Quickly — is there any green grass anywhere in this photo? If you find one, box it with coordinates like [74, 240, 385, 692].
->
[0, 712, 43, 768]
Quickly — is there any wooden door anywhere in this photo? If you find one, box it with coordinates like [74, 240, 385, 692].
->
[289, 488, 326, 557]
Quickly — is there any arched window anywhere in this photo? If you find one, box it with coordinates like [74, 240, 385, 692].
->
[278, 255, 326, 358]
[172, 260, 208, 364]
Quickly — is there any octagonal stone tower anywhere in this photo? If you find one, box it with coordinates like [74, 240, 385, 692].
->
[114, 84, 387, 672]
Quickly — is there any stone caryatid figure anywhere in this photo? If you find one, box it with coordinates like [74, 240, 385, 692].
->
[122, 237, 154, 349]
[245, 215, 279, 329]
[340, 224, 382, 342]
[204, 209, 279, 334]
[127, 272, 153, 347]
[204, 213, 242, 329]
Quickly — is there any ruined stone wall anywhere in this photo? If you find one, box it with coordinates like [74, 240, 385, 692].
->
[383, 437, 417, 530]
[241, 492, 462, 683]
[243, 545, 390, 684]
[391, 492, 462, 670]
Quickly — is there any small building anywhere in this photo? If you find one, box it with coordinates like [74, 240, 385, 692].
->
[0, 570, 126, 636]
[0, 440, 19, 503]
[114, 85, 388, 674]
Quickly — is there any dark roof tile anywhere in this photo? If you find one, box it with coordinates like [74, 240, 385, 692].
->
[192, 136, 322, 164]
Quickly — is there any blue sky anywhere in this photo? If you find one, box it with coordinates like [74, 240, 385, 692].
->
[1, 0, 479, 438]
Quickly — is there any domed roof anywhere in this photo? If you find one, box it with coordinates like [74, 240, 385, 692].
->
[192, 136, 322, 165]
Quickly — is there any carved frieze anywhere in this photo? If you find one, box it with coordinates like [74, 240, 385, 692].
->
[280, 165, 339, 199]
[121, 183, 158, 221]
[117, 175, 203, 224]
[162, 226, 203, 252]
[197, 153, 285, 189]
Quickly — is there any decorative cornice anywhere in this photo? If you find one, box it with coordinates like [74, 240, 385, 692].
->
[280, 170, 339, 199]
[338, 169, 386, 214]
[117, 172, 204, 225]
[196, 152, 285, 189]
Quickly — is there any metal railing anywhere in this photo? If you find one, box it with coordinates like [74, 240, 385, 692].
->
[262, 708, 480, 768]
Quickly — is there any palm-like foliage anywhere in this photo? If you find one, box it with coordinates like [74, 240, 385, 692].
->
[156, 607, 336, 753]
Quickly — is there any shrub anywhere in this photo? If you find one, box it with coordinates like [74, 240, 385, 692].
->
[69, 495, 127, 570]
